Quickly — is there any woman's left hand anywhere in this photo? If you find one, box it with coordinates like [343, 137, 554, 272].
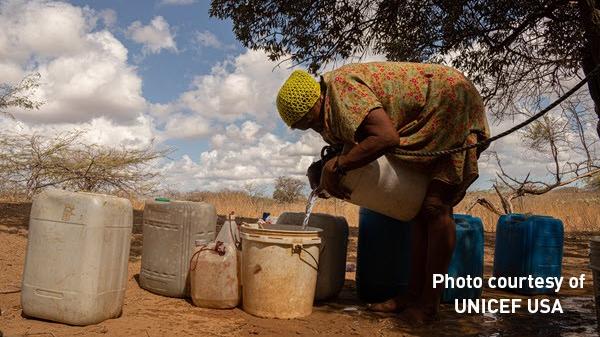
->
[320, 156, 351, 200]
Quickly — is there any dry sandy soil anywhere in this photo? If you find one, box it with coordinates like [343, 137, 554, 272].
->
[0, 202, 598, 337]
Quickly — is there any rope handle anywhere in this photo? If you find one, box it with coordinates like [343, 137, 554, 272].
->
[292, 244, 320, 271]
[189, 241, 227, 271]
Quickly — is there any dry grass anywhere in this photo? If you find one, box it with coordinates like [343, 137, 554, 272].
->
[147, 189, 600, 232]
[456, 189, 600, 232]
[2, 188, 599, 232]
[157, 190, 361, 227]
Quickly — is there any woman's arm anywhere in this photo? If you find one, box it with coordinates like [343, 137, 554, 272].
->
[337, 107, 399, 171]
[319, 107, 398, 198]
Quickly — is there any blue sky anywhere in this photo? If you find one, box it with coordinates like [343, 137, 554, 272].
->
[68, 0, 247, 159]
[1, 0, 592, 195]
[69, 0, 243, 102]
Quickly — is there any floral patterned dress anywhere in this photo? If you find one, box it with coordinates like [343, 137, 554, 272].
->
[320, 62, 490, 206]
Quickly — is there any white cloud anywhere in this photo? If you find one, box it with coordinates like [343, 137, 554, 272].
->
[159, 0, 195, 5]
[172, 49, 293, 124]
[160, 128, 326, 191]
[0, 114, 155, 148]
[194, 30, 222, 49]
[193, 30, 235, 50]
[126, 16, 177, 54]
[98, 9, 117, 28]
[0, 0, 154, 148]
[162, 113, 213, 140]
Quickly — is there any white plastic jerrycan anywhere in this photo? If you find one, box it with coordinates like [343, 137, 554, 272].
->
[324, 146, 429, 221]
[21, 188, 133, 326]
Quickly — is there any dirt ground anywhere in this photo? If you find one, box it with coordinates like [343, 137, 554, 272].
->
[0, 202, 598, 337]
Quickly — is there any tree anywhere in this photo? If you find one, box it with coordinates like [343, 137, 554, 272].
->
[0, 130, 171, 198]
[468, 98, 600, 214]
[0, 73, 43, 119]
[272, 176, 306, 203]
[243, 182, 268, 213]
[210, 0, 600, 134]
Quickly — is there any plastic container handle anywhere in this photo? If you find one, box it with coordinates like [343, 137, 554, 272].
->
[293, 244, 319, 271]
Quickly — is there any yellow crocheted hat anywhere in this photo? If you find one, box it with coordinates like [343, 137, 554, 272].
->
[276, 70, 321, 127]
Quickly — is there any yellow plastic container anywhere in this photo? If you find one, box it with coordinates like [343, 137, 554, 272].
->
[240, 224, 322, 319]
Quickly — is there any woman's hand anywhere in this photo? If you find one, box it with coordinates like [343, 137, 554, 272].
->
[320, 156, 351, 200]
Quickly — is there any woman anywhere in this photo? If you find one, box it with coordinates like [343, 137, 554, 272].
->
[276, 62, 490, 323]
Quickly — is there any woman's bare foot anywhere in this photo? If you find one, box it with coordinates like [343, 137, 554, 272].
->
[367, 295, 414, 313]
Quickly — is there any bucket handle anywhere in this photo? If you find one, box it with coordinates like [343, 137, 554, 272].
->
[292, 244, 319, 271]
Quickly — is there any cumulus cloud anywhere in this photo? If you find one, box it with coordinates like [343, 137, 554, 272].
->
[193, 30, 235, 50]
[161, 113, 213, 140]
[0, 114, 155, 148]
[171, 49, 292, 124]
[98, 9, 117, 28]
[194, 30, 222, 49]
[160, 128, 326, 191]
[126, 16, 177, 54]
[0, 0, 153, 148]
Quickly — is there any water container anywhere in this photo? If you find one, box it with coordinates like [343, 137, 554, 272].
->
[21, 188, 133, 325]
[329, 147, 429, 221]
[356, 207, 412, 303]
[589, 237, 600, 329]
[357, 209, 484, 303]
[276, 212, 349, 301]
[140, 199, 217, 297]
[240, 224, 322, 319]
[493, 214, 564, 295]
[190, 241, 239, 309]
[442, 214, 484, 303]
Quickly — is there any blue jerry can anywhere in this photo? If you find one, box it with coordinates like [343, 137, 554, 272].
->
[356, 207, 412, 303]
[493, 214, 564, 295]
[356, 208, 484, 303]
[441, 214, 484, 303]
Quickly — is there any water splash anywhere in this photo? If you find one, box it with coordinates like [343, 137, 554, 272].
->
[302, 190, 319, 229]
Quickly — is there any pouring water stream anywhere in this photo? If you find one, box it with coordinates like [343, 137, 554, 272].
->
[302, 190, 319, 229]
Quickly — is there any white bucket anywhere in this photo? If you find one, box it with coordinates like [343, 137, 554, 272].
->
[275, 212, 348, 301]
[240, 224, 322, 319]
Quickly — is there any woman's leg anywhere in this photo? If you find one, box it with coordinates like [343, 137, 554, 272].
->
[400, 180, 455, 322]
[368, 181, 450, 313]
[404, 212, 428, 301]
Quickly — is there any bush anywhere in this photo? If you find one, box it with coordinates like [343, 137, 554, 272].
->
[272, 176, 305, 203]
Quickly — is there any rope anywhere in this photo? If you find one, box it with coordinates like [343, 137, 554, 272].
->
[189, 241, 226, 271]
[386, 64, 600, 157]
